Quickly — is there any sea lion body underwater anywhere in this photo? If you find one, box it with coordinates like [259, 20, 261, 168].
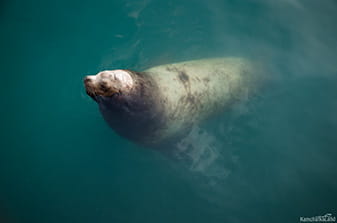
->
[84, 57, 262, 147]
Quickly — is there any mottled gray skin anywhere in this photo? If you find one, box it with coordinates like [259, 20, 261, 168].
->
[84, 57, 262, 147]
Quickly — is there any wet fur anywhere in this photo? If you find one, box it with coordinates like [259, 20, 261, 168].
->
[87, 58, 261, 147]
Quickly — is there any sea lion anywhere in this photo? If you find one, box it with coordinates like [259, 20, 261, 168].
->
[84, 57, 262, 147]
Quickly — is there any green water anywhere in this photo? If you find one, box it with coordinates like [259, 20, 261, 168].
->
[1, 0, 337, 222]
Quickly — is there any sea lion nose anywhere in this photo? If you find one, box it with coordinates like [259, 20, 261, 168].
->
[84, 77, 91, 83]
[84, 75, 97, 84]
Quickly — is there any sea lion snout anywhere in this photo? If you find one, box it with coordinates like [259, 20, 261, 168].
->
[84, 70, 134, 98]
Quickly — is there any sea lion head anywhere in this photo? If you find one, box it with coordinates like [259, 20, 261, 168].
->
[84, 69, 165, 144]
[84, 70, 134, 101]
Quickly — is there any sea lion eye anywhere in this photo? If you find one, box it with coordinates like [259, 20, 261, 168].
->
[100, 82, 108, 91]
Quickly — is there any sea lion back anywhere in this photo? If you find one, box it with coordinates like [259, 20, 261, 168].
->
[143, 57, 259, 143]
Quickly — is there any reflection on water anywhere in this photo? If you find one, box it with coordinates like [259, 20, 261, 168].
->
[1, 0, 336, 222]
